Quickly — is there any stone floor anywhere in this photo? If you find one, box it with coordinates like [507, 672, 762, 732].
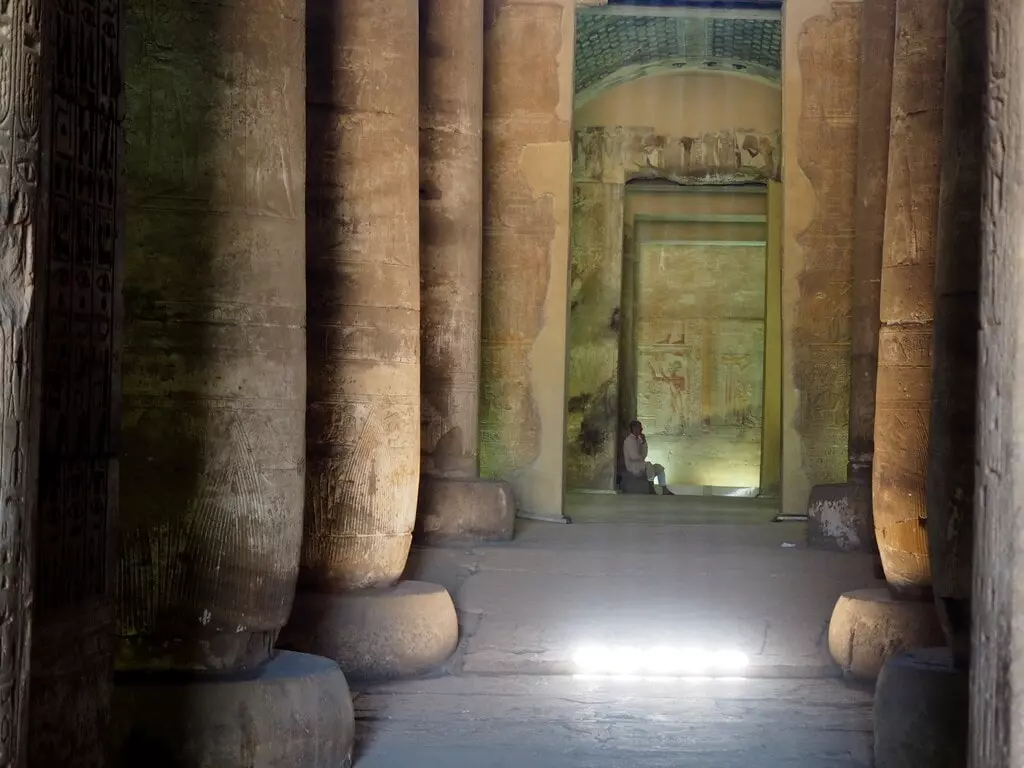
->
[352, 495, 881, 766]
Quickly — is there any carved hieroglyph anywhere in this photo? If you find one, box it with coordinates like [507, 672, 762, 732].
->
[873, 0, 948, 594]
[566, 182, 623, 490]
[480, 0, 573, 517]
[420, 0, 483, 482]
[636, 243, 766, 488]
[118, 0, 307, 671]
[303, 0, 420, 589]
[0, 0, 43, 761]
[30, 0, 122, 761]
[927, 0, 983, 664]
[782, 0, 861, 513]
[574, 126, 781, 186]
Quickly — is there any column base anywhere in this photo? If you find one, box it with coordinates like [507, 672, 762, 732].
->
[416, 477, 516, 545]
[110, 651, 354, 768]
[874, 648, 968, 768]
[827, 588, 944, 680]
[806, 482, 871, 552]
[280, 580, 459, 683]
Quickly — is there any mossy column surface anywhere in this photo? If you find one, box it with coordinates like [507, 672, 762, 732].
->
[873, 0, 949, 596]
[283, 0, 458, 682]
[418, 0, 515, 545]
[480, 0, 574, 519]
[118, 0, 307, 672]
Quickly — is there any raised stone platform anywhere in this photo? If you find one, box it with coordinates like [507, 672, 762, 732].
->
[874, 647, 968, 768]
[280, 580, 459, 683]
[416, 477, 516, 546]
[827, 587, 945, 680]
[110, 651, 354, 768]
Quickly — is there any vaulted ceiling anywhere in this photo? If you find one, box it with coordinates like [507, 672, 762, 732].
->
[574, 2, 782, 105]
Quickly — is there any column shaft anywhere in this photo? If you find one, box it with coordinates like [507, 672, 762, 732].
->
[30, 0, 123, 760]
[847, 0, 897, 544]
[0, 0, 45, 760]
[420, 0, 484, 482]
[118, 0, 307, 671]
[303, 0, 419, 590]
[480, 0, 574, 518]
[873, 0, 948, 594]
[971, 1, 1022, 762]
[927, 0, 984, 669]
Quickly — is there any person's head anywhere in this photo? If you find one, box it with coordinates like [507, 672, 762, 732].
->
[629, 420, 643, 436]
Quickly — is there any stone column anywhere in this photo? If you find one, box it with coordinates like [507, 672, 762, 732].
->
[0, 0, 45, 762]
[480, 0, 574, 520]
[781, 0, 860, 525]
[844, 0, 898, 550]
[873, 0, 948, 597]
[280, 0, 458, 683]
[417, 0, 515, 546]
[28, 0, 122, 763]
[972, 4, 1024, 762]
[110, 0, 354, 762]
[828, 0, 947, 681]
[873, 1, 983, 766]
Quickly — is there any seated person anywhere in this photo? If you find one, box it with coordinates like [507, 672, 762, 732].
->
[622, 420, 674, 495]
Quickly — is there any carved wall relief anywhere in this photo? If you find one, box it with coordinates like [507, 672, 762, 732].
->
[0, 0, 44, 761]
[30, 0, 123, 761]
[574, 126, 781, 186]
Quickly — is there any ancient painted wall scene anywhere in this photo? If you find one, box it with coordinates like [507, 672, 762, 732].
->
[565, 66, 781, 493]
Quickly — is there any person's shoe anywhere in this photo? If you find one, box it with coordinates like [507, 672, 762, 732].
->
[661, 487, 675, 496]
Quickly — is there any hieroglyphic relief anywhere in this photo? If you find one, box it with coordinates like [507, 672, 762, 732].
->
[117, 0, 307, 670]
[789, 3, 861, 491]
[31, 0, 123, 761]
[0, 0, 43, 761]
[574, 125, 781, 185]
[566, 182, 623, 490]
[636, 243, 766, 488]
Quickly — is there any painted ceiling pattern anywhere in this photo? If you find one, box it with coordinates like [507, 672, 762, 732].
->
[574, 12, 782, 98]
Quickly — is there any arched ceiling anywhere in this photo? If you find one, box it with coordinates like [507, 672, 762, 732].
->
[574, 3, 782, 106]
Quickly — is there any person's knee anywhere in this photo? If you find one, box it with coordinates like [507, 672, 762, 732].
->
[654, 463, 665, 474]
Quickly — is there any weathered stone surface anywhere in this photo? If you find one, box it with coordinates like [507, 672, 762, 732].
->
[636, 241, 766, 489]
[971, 1, 1024, 761]
[416, 478, 516, 546]
[280, 582, 459, 683]
[118, 0, 306, 672]
[110, 652, 355, 768]
[0, 0, 45, 759]
[420, 0, 484, 484]
[807, 484, 863, 552]
[566, 182, 623, 490]
[573, 126, 780, 185]
[847, 0, 897, 548]
[782, 0, 861, 515]
[827, 588, 944, 681]
[480, 0, 574, 519]
[874, 648, 967, 768]
[927, 0, 983, 670]
[30, 0, 123, 760]
[303, 0, 420, 591]
[873, 0, 948, 595]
